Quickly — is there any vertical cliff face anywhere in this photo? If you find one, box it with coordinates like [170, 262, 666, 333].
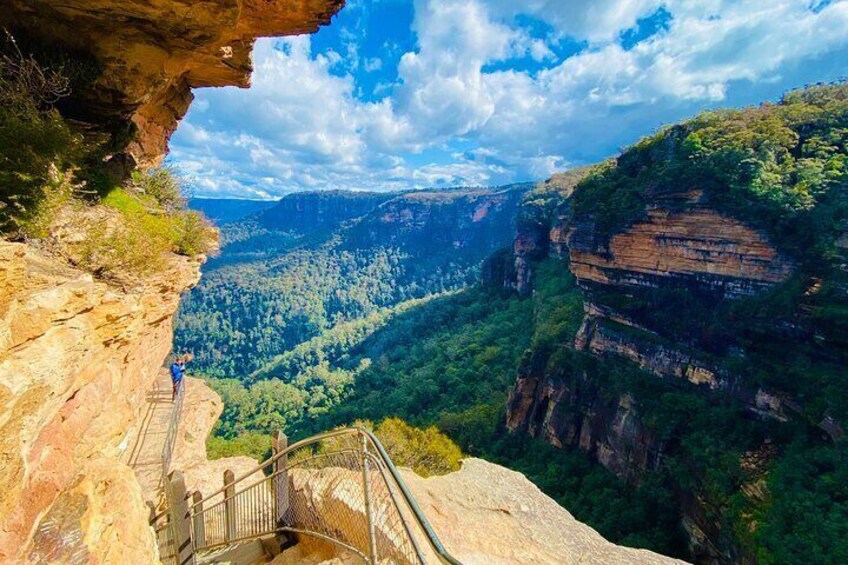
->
[257, 191, 393, 233]
[502, 197, 809, 562]
[0, 241, 201, 562]
[506, 194, 802, 466]
[507, 346, 663, 485]
[505, 170, 589, 295]
[345, 185, 529, 254]
[0, 0, 345, 167]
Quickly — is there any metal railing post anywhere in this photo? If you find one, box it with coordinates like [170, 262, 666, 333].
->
[166, 470, 195, 565]
[272, 431, 290, 526]
[191, 491, 205, 550]
[224, 469, 237, 543]
[360, 431, 379, 564]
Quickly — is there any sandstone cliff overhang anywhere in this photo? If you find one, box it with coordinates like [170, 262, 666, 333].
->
[0, 0, 345, 167]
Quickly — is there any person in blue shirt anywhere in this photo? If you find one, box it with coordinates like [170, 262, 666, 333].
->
[170, 354, 191, 400]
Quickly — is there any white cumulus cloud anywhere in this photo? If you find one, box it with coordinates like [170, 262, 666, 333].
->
[171, 0, 848, 197]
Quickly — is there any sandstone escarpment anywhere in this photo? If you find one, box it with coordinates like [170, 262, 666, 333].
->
[575, 312, 729, 390]
[504, 198, 800, 477]
[568, 208, 794, 298]
[257, 191, 392, 234]
[0, 241, 201, 562]
[502, 176, 811, 560]
[506, 347, 663, 484]
[1, 0, 345, 167]
[347, 186, 528, 253]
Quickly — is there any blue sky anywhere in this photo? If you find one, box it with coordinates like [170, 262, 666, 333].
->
[171, 0, 848, 199]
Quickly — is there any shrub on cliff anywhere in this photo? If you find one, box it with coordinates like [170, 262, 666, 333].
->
[366, 417, 463, 477]
[0, 33, 217, 278]
[0, 31, 86, 234]
[207, 432, 271, 462]
[128, 168, 218, 256]
[66, 178, 217, 278]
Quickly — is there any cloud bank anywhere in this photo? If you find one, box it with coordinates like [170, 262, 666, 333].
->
[171, 0, 848, 198]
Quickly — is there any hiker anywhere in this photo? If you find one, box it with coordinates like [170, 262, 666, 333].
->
[170, 354, 191, 400]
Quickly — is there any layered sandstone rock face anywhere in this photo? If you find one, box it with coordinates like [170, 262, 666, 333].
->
[0, 0, 344, 167]
[0, 241, 201, 563]
[506, 197, 797, 443]
[568, 208, 794, 298]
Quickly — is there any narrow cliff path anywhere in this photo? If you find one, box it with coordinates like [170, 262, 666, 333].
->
[124, 370, 174, 504]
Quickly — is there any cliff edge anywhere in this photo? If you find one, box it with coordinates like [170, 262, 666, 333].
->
[0, 241, 201, 562]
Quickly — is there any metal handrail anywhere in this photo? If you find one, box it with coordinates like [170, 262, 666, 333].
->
[160, 379, 185, 486]
[187, 427, 461, 564]
[362, 429, 460, 564]
[148, 378, 185, 565]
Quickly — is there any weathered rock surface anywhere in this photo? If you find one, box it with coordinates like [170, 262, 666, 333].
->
[404, 458, 685, 565]
[0, 241, 201, 563]
[568, 208, 794, 298]
[26, 461, 157, 564]
[1, 0, 345, 167]
[273, 459, 686, 565]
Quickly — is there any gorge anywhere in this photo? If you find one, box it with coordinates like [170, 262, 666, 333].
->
[182, 84, 848, 563]
[1, 1, 847, 564]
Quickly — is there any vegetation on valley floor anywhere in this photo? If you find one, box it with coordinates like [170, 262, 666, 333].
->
[175, 185, 524, 376]
[202, 259, 687, 554]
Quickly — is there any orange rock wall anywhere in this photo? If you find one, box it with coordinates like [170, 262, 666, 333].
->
[568, 208, 794, 296]
[0, 242, 201, 563]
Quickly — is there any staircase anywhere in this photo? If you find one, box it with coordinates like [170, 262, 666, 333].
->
[148, 390, 461, 565]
